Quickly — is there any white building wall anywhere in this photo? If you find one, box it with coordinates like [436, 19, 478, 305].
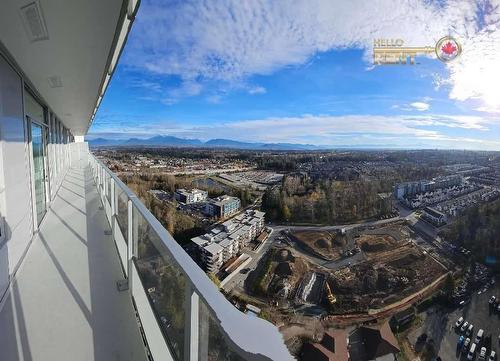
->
[0, 53, 76, 298]
[0, 54, 34, 296]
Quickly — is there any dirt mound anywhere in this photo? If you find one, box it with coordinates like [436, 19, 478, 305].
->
[361, 242, 387, 252]
[358, 234, 398, 254]
[278, 250, 289, 261]
[291, 230, 339, 260]
[387, 251, 422, 268]
[315, 238, 330, 249]
[276, 249, 294, 262]
[275, 262, 293, 277]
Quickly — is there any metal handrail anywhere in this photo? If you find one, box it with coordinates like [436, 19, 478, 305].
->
[89, 153, 294, 361]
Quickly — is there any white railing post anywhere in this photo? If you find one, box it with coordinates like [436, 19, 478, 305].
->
[127, 199, 133, 280]
[98, 164, 102, 189]
[100, 166, 104, 191]
[184, 285, 200, 361]
[111, 178, 116, 237]
[101, 167, 104, 191]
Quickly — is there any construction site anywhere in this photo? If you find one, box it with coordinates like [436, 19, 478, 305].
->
[328, 245, 446, 313]
[246, 221, 447, 321]
[290, 230, 342, 260]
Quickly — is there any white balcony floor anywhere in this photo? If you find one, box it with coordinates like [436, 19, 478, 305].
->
[0, 167, 148, 361]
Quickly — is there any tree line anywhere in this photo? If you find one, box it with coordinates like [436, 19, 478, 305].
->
[262, 174, 393, 224]
[440, 198, 500, 269]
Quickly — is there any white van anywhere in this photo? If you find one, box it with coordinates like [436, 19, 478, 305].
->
[475, 329, 484, 344]
[468, 343, 477, 361]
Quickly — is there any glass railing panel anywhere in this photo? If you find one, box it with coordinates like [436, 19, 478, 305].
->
[116, 187, 129, 243]
[199, 299, 246, 361]
[133, 204, 187, 360]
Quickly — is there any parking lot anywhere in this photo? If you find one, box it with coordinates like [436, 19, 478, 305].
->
[409, 281, 499, 361]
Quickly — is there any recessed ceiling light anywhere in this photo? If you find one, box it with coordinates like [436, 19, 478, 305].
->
[19, 1, 49, 42]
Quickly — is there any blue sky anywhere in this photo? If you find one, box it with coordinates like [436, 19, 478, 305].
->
[89, 0, 500, 150]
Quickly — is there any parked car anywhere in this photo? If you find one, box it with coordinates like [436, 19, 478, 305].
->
[463, 338, 471, 353]
[456, 316, 465, 328]
[479, 347, 487, 361]
[489, 296, 496, 305]
[458, 335, 465, 348]
[468, 343, 477, 360]
[476, 329, 484, 344]
[467, 324, 474, 337]
[489, 351, 496, 361]
[461, 321, 469, 333]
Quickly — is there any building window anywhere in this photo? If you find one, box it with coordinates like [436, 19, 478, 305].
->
[24, 91, 46, 125]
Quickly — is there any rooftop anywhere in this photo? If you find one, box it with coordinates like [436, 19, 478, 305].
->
[301, 329, 349, 361]
[204, 242, 224, 255]
[192, 209, 265, 252]
[423, 207, 447, 218]
[209, 195, 240, 206]
[349, 321, 400, 361]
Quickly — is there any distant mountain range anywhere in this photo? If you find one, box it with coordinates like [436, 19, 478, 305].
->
[88, 135, 322, 150]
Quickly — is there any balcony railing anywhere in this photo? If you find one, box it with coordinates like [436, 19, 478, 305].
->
[88, 152, 293, 361]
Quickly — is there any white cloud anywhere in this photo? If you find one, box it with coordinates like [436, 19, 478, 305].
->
[248, 86, 266, 95]
[91, 111, 500, 149]
[211, 114, 492, 139]
[410, 102, 430, 111]
[206, 95, 222, 104]
[125, 0, 495, 105]
[130, 79, 162, 92]
[447, 21, 500, 112]
[127, 0, 476, 79]
[160, 80, 203, 105]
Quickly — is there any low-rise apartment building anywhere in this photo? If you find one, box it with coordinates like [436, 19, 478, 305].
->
[191, 210, 265, 273]
[205, 195, 241, 218]
[395, 175, 463, 200]
[174, 188, 208, 204]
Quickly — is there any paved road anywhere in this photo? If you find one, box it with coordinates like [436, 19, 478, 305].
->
[268, 213, 405, 233]
[221, 230, 275, 292]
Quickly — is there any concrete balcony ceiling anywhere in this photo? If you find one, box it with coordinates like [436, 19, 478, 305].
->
[0, 0, 135, 136]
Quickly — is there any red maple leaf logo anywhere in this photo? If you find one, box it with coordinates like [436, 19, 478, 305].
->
[441, 41, 457, 55]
